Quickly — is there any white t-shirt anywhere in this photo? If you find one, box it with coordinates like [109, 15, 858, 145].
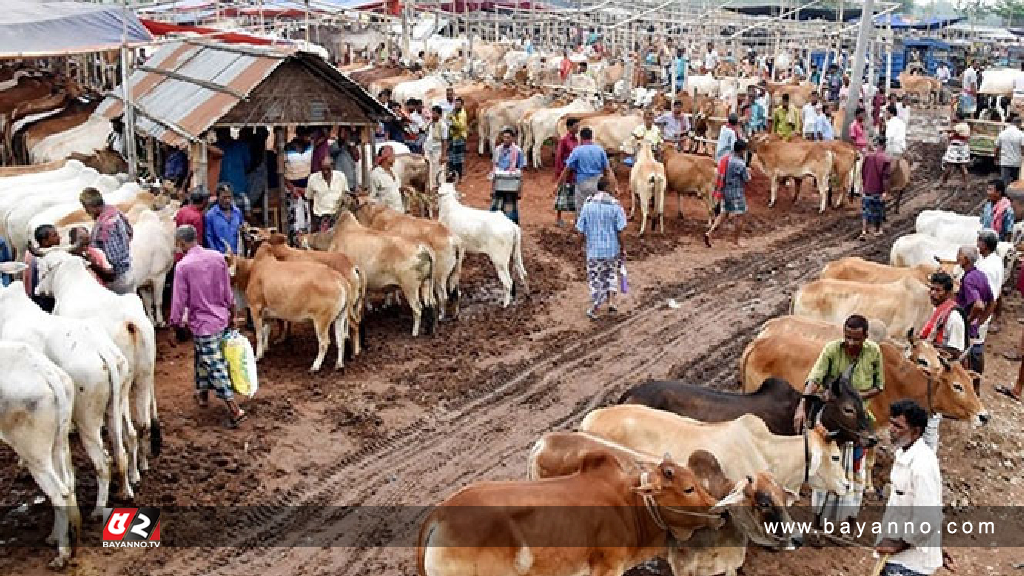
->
[937, 66, 950, 82]
[886, 117, 907, 155]
[896, 103, 910, 124]
[962, 67, 977, 91]
[423, 119, 449, 154]
[996, 124, 1024, 168]
[1014, 73, 1024, 96]
[304, 170, 349, 216]
[704, 50, 718, 71]
[802, 103, 819, 134]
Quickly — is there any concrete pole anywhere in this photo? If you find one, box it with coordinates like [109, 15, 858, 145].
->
[402, 0, 412, 64]
[120, 0, 137, 180]
[841, 0, 875, 141]
[885, 22, 893, 90]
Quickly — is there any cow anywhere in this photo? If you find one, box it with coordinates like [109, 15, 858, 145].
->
[32, 248, 160, 490]
[579, 406, 850, 495]
[520, 97, 599, 169]
[0, 341, 81, 568]
[0, 275, 131, 509]
[916, 209, 1024, 246]
[897, 71, 941, 106]
[330, 211, 437, 336]
[526, 436, 802, 576]
[477, 94, 552, 155]
[619, 377, 872, 443]
[436, 183, 528, 307]
[128, 208, 176, 327]
[556, 111, 644, 154]
[791, 276, 932, 342]
[765, 81, 816, 108]
[820, 256, 949, 287]
[891, 232, 1017, 283]
[253, 233, 365, 358]
[629, 141, 668, 235]
[30, 115, 112, 165]
[749, 134, 834, 213]
[417, 452, 726, 576]
[662, 149, 716, 223]
[739, 316, 989, 428]
[351, 201, 463, 319]
[754, 315, 889, 348]
[227, 243, 351, 371]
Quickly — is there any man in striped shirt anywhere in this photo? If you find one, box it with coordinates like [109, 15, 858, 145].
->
[576, 183, 627, 320]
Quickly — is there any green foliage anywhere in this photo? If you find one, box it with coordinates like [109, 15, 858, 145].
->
[993, 0, 1024, 24]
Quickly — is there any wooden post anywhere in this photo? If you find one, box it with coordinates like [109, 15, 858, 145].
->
[361, 125, 373, 188]
[273, 126, 286, 228]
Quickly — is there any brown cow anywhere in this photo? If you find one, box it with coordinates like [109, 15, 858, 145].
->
[418, 452, 725, 576]
[662, 148, 716, 223]
[749, 134, 834, 212]
[898, 71, 941, 106]
[739, 316, 989, 428]
[792, 276, 933, 342]
[820, 256, 946, 287]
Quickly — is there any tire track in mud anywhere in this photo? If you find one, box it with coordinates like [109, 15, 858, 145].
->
[144, 179, 978, 576]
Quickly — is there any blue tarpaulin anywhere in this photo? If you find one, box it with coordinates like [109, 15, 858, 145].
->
[871, 14, 965, 29]
[0, 0, 153, 57]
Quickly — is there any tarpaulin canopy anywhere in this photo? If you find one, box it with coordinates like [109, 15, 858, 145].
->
[141, 18, 279, 45]
[872, 14, 964, 29]
[0, 0, 153, 58]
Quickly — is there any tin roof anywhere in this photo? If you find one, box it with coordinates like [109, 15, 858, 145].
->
[96, 38, 393, 147]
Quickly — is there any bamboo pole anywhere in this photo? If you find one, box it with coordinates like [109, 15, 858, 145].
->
[841, 0, 875, 141]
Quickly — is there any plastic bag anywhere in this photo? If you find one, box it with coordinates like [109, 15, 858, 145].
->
[221, 330, 259, 398]
[619, 262, 629, 294]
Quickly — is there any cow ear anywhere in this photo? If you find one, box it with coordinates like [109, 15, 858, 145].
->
[906, 327, 916, 343]
[784, 487, 800, 507]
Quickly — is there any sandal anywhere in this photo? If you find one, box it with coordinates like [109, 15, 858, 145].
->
[225, 410, 249, 429]
[703, 232, 712, 248]
[857, 232, 868, 241]
[995, 386, 1021, 402]
[194, 392, 209, 408]
[608, 306, 619, 314]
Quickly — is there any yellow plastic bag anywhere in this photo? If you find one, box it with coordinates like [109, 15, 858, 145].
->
[221, 330, 258, 398]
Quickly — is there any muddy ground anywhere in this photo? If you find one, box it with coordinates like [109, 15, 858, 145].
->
[2, 127, 1022, 575]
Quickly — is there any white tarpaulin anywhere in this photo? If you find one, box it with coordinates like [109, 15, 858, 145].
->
[0, 0, 153, 58]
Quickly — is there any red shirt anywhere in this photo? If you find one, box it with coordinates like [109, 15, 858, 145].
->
[861, 150, 891, 196]
[173, 204, 206, 262]
[554, 133, 579, 182]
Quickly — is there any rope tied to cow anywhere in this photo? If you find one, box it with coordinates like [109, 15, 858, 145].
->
[637, 470, 726, 533]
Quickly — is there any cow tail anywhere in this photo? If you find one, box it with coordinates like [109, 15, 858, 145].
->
[824, 150, 835, 196]
[446, 240, 463, 303]
[130, 320, 161, 458]
[512, 225, 528, 289]
[738, 339, 757, 391]
[98, 344, 124, 481]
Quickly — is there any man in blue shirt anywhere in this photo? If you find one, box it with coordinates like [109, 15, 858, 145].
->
[576, 183, 627, 320]
[555, 127, 617, 210]
[490, 128, 526, 223]
[215, 128, 251, 216]
[204, 183, 244, 253]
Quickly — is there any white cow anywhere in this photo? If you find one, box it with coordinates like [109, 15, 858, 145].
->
[978, 68, 1024, 95]
[684, 74, 719, 97]
[374, 141, 412, 156]
[392, 75, 450, 105]
[33, 249, 160, 487]
[0, 340, 80, 568]
[0, 275, 132, 509]
[0, 168, 105, 250]
[0, 159, 86, 193]
[17, 182, 142, 259]
[520, 97, 599, 169]
[478, 94, 552, 155]
[129, 209, 177, 327]
[437, 183, 528, 306]
[916, 209, 1024, 246]
[30, 115, 112, 164]
[891, 232, 1016, 283]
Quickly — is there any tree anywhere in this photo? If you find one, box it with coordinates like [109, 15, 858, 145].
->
[993, 0, 1024, 26]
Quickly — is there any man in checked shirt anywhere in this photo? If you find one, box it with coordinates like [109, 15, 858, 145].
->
[79, 187, 135, 295]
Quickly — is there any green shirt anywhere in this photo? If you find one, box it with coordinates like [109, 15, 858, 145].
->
[807, 340, 885, 420]
[772, 105, 800, 137]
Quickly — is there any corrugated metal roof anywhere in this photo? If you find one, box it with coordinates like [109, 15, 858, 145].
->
[96, 39, 289, 147]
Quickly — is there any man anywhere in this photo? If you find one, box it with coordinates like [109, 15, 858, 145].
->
[447, 97, 469, 181]
[962, 61, 978, 114]
[368, 145, 404, 213]
[849, 107, 869, 152]
[772, 93, 800, 138]
[994, 115, 1024, 185]
[802, 92, 821, 140]
[437, 87, 456, 117]
[631, 110, 664, 152]
[491, 128, 526, 223]
[305, 157, 348, 232]
[24, 224, 60, 312]
[715, 113, 739, 161]
[404, 98, 426, 153]
[383, 101, 407, 143]
[559, 48, 574, 82]
[980, 179, 1015, 241]
[575, 182, 626, 320]
[1013, 62, 1024, 107]
[956, 245, 996, 379]
[936, 62, 951, 86]
[703, 42, 718, 74]
[214, 128, 251, 217]
[69, 227, 115, 285]
[827, 64, 843, 103]
[818, 103, 835, 141]
[169, 224, 247, 428]
[422, 105, 449, 192]
[875, 400, 944, 576]
[705, 139, 750, 247]
[80, 187, 134, 295]
[885, 104, 907, 160]
[204, 184, 244, 254]
[655, 100, 690, 148]
[897, 94, 912, 125]
[918, 271, 966, 451]
[556, 127, 617, 212]
[747, 87, 767, 133]
[795, 314, 883, 524]
[809, 63, 820, 85]
[174, 187, 209, 263]
[553, 118, 580, 227]
[673, 48, 688, 89]
[860, 136, 890, 238]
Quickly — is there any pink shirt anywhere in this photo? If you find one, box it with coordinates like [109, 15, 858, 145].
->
[850, 120, 867, 151]
[82, 247, 112, 285]
[170, 245, 234, 336]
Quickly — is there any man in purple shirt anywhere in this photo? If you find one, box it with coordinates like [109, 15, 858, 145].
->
[169, 224, 247, 427]
[956, 245, 996, 381]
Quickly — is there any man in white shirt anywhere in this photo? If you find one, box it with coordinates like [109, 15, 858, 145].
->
[962, 62, 978, 113]
[367, 145, 404, 213]
[655, 100, 690, 147]
[802, 92, 820, 140]
[436, 87, 456, 118]
[885, 104, 907, 159]
[703, 42, 718, 73]
[1013, 62, 1024, 103]
[994, 115, 1024, 185]
[936, 63, 950, 85]
[876, 400, 945, 576]
[423, 105, 449, 192]
[976, 229, 1004, 337]
[918, 271, 966, 452]
[897, 94, 911, 125]
[304, 157, 348, 231]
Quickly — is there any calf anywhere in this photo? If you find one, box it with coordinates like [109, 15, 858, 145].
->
[0, 276, 131, 509]
[620, 377, 872, 444]
[330, 212, 436, 336]
[437, 184, 528, 307]
[418, 452, 725, 576]
[629, 140, 668, 235]
[0, 341, 81, 568]
[226, 246, 350, 372]
[352, 202, 463, 319]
